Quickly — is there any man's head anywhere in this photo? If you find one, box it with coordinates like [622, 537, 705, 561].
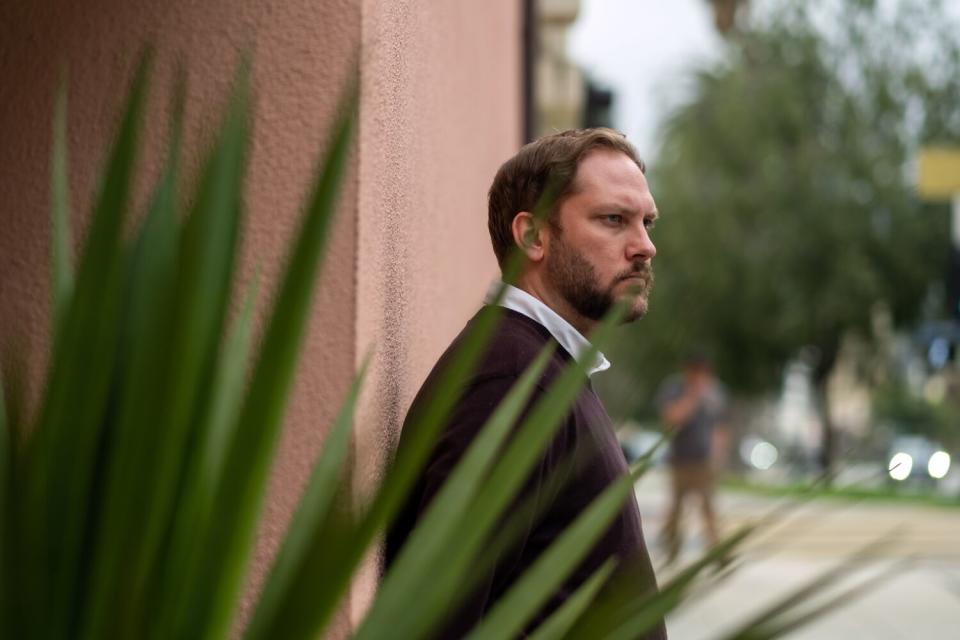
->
[682, 350, 712, 385]
[487, 128, 658, 333]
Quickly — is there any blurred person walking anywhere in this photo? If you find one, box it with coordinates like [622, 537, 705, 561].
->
[657, 353, 729, 562]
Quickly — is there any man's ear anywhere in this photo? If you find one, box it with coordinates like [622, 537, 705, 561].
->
[511, 211, 547, 262]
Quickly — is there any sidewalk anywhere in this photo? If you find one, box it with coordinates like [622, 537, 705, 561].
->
[635, 468, 960, 639]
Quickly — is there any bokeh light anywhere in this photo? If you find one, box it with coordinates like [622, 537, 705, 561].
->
[749, 441, 779, 471]
[928, 451, 951, 479]
[889, 452, 913, 481]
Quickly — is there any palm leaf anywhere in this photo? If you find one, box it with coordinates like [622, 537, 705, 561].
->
[289, 182, 567, 636]
[360, 301, 629, 640]
[629, 431, 669, 477]
[354, 345, 556, 640]
[77, 73, 185, 638]
[20, 53, 151, 635]
[589, 465, 878, 640]
[740, 557, 912, 640]
[465, 468, 643, 640]
[129, 61, 253, 618]
[0, 344, 28, 636]
[181, 73, 357, 640]
[527, 559, 618, 640]
[157, 269, 260, 636]
[715, 532, 899, 640]
[297, 299, 513, 636]
[51, 72, 73, 341]
[569, 524, 756, 640]
[244, 356, 370, 640]
[0, 380, 8, 621]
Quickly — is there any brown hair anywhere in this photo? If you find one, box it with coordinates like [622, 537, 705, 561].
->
[487, 127, 644, 268]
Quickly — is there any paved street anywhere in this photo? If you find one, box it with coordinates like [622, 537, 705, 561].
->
[634, 469, 960, 639]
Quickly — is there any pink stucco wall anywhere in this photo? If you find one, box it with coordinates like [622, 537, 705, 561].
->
[0, 2, 360, 634]
[352, 0, 521, 620]
[0, 0, 519, 634]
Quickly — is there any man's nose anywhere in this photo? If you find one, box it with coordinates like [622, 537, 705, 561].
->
[627, 226, 656, 261]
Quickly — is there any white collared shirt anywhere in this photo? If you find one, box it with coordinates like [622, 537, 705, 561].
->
[484, 281, 611, 377]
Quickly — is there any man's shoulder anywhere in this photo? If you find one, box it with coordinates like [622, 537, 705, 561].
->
[478, 308, 564, 378]
[422, 307, 567, 390]
[400, 307, 567, 446]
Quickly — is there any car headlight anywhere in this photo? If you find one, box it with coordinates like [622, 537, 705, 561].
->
[928, 451, 951, 479]
[888, 452, 913, 481]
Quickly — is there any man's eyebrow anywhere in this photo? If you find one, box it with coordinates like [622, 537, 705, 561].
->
[590, 205, 659, 220]
[592, 204, 651, 214]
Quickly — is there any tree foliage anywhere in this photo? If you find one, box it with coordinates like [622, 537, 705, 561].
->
[606, 0, 960, 418]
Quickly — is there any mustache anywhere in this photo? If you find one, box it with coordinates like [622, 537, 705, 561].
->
[614, 262, 654, 288]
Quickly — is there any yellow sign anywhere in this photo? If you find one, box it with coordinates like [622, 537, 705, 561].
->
[917, 147, 960, 199]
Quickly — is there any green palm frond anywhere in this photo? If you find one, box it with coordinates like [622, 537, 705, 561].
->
[0, 49, 890, 640]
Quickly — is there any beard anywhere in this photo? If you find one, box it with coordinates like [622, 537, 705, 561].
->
[545, 233, 654, 323]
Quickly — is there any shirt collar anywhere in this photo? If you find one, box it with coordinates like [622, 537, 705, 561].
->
[485, 281, 611, 377]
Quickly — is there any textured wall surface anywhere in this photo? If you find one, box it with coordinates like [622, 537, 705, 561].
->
[0, 0, 519, 634]
[0, 1, 360, 634]
[353, 0, 521, 620]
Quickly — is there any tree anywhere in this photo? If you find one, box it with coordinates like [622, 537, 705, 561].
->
[605, 0, 960, 473]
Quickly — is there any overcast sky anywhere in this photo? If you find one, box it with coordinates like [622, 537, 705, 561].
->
[568, 0, 726, 161]
[568, 0, 960, 162]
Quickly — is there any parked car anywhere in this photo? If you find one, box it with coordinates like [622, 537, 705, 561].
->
[887, 435, 952, 488]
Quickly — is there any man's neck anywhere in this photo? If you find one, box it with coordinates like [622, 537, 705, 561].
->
[488, 280, 612, 377]
[512, 273, 595, 337]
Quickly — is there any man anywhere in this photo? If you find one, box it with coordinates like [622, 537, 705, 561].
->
[657, 353, 729, 563]
[386, 129, 665, 638]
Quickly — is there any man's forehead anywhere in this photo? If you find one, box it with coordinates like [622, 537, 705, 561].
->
[571, 150, 647, 190]
[567, 151, 656, 211]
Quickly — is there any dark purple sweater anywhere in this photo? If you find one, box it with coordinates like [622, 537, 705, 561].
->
[385, 308, 665, 639]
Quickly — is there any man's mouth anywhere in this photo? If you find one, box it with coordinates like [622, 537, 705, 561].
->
[615, 268, 653, 294]
[619, 272, 650, 284]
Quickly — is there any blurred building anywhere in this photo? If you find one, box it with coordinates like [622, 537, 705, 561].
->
[533, 0, 615, 137]
[583, 81, 615, 129]
[707, 0, 748, 35]
[535, 0, 584, 136]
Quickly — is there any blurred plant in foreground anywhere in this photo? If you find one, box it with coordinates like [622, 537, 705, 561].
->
[0, 53, 903, 639]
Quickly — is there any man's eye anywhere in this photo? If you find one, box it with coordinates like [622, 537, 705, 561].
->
[644, 217, 657, 230]
[603, 214, 624, 225]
